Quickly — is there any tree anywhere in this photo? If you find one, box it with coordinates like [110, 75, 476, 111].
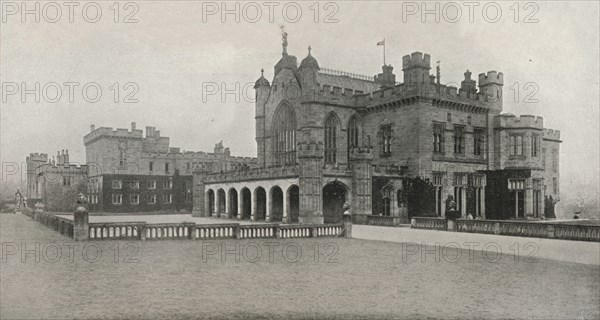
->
[399, 177, 436, 217]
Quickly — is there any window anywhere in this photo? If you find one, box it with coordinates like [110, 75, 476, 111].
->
[453, 126, 465, 154]
[112, 194, 122, 205]
[467, 115, 471, 125]
[381, 125, 392, 156]
[148, 194, 157, 204]
[165, 162, 170, 173]
[509, 135, 523, 156]
[324, 114, 339, 164]
[433, 123, 445, 153]
[63, 177, 71, 186]
[129, 180, 139, 189]
[163, 180, 173, 189]
[163, 194, 172, 204]
[112, 180, 122, 189]
[553, 177, 557, 194]
[347, 116, 362, 157]
[147, 180, 156, 189]
[552, 149, 557, 172]
[186, 162, 191, 170]
[382, 186, 394, 216]
[474, 128, 484, 156]
[149, 161, 154, 172]
[130, 194, 139, 205]
[447, 113, 452, 122]
[273, 102, 297, 166]
[531, 134, 539, 157]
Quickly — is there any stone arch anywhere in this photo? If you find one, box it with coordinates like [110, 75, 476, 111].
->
[240, 187, 252, 220]
[228, 188, 238, 218]
[253, 186, 267, 221]
[217, 188, 226, 214]
[322, 181, 349, 224]
[381, 184, 395, 216]
[269, 186, 284, 222]
[272, 101, 297, 166]
[206, 189, 215, 217]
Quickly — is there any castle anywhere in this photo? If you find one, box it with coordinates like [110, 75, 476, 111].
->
[26, 36, 561, 222]
[192, 36, 561, 224]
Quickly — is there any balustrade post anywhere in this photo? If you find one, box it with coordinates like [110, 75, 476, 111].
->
[140, 225, 147, 241]
[73, 206, 89, 241]
[494, 222, 501, 235]
[547, 224, 555, 238]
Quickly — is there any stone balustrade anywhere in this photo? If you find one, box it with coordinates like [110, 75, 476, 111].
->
[366, 215, 401, 227]
[29, 211, 74, 239]
[204, 165, 299, 184]
[411, 217, 448, 230]
[411, 217, 600, 242]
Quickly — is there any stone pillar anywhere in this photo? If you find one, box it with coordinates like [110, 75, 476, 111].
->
[282, 189, 289, 223]
[224, 189, 230, 219]
[525, 178, 533, 219]
[481, 187, 486, 219]
[461, 187, 467, 217]
[192, 170, 206, 217]
[214, 189, 220, 217]
[349, 146, 373, 223]
[265, 188, 272, 222]
[237, 190, 243, 220]
[73, 206, 89, 241]
[298, 141, 325, 224]
[251, 189, 256, 221]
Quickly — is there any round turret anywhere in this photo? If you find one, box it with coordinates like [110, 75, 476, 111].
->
[254, 69, 270, 88]
[299, 46, 320, 71]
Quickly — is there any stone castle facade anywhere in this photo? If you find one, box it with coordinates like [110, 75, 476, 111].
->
[193, 38, 561, 224]
[26, 37, 561, 222]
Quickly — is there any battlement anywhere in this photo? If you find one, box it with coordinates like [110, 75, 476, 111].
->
[297, 141, 324, 158]
[402, 52, 431, 70]
[495, 114, 544, 129]
[28, 153, 48, 162]
[543, 128, 561, 141]
[145, 150, 257, 162]
[84, 126, 144, 144]
[478, 71, 504, 87]
[38, 163, 88, 174]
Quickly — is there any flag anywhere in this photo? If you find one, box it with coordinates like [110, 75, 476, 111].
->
[377, 39, 385, 46]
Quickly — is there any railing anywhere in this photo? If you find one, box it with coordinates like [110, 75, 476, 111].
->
[204, 165, 299, 184]
[411, 217, 600, 242]
[88, 222, 345, 241]
[411, 217, 447, 230]
[367, 215, 401, 227]
[29, 211, 74, 239]
[319, 68, 374, 82]
[456, 219, 497, 234]
[554, 224, 600, 242]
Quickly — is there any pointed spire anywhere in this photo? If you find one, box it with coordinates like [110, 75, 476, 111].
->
[261, 68, 264, 76]
[308, 45, 312, 55]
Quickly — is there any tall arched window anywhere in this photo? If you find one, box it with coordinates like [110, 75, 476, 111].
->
[272, 102, 297, 166]
[347, 115, 362, 154]
[382, 185, 394, 216]
[324, 113, 339, 164]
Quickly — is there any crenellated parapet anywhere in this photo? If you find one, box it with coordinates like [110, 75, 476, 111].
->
[494, 114, 544, 129]
[543, 128, 561, 141]
[84, 126, 144, 145]
[402, 52, 431, 70]
[297, 141, 324, 159]
[28, 153, 49, 163]
[478, 71, 504, 87]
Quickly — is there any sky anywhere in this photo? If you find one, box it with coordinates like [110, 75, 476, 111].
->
[1, 1, 599, 197]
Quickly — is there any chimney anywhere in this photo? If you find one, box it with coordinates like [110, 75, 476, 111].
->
[90, 124, 95, 132]
[65, 149, 69, 164]
[131, 122, 136, 131]
[155, 130, 160, 138]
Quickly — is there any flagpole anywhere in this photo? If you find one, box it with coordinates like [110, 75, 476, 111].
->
[383, 38, 386, 66]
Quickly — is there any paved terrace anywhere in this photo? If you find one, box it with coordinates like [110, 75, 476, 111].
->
[53, 213, 600, 265]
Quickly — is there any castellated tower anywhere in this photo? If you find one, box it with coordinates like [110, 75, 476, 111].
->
[254, 69, 270, 167]
[26, 153, 48, 198]
[402, 52, 431, 85]
[478, 71, 504, 113]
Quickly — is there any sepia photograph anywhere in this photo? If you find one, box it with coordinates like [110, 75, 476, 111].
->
[1, 1, 599, 319]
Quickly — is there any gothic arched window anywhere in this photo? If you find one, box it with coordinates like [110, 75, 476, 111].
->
[347, 116, 362, 157]
[272, 102, 297, 166]
[324, 113, 339, 164]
